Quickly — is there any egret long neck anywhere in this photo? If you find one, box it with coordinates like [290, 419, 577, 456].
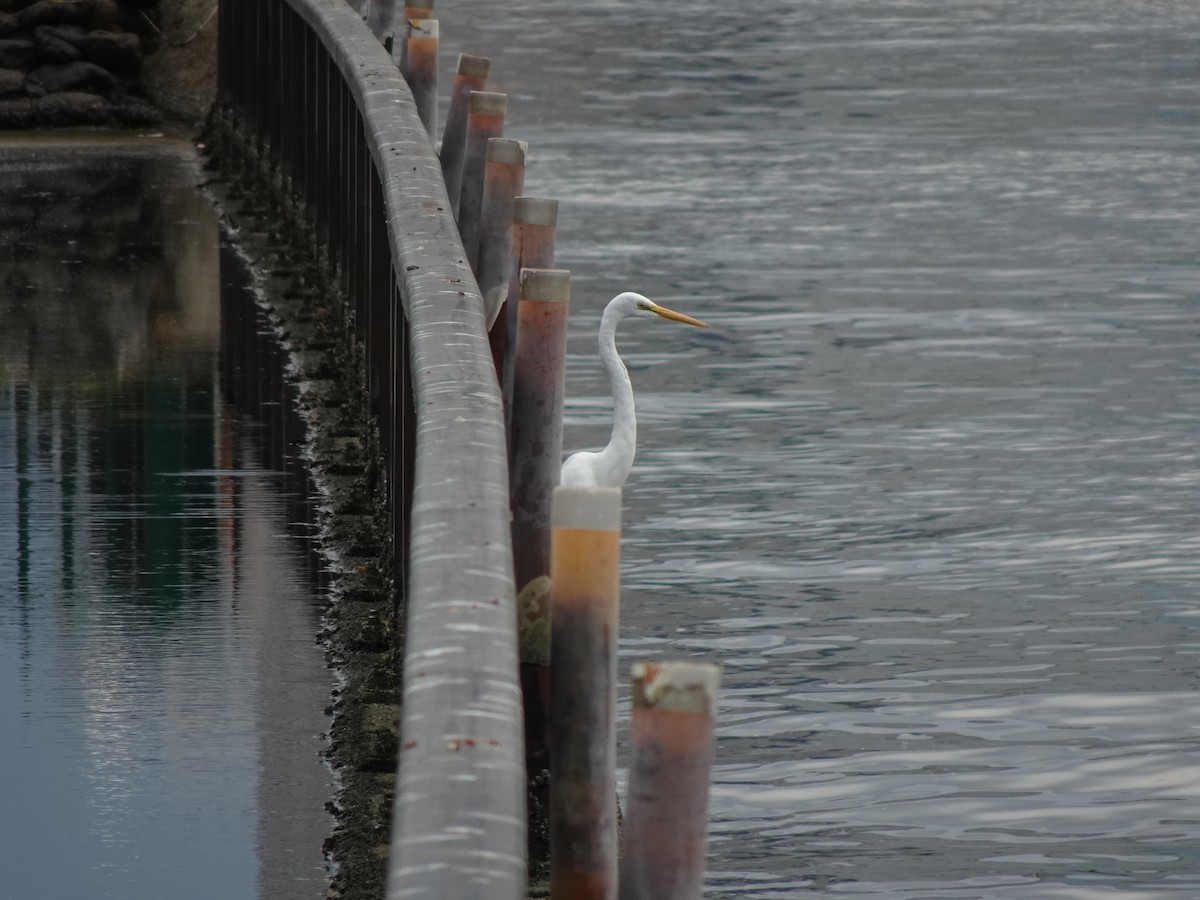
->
[595, 306, 637, 486]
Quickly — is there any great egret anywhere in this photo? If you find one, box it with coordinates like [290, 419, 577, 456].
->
[560, 292, 708, 488]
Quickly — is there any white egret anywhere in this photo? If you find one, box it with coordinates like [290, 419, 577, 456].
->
[560, 292, 708, 488]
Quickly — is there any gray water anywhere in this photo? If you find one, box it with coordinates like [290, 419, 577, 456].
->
[0, 138, 333, 899]
[440, 1, 1200, 896]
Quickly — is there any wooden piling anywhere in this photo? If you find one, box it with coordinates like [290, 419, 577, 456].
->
[478, 138, 529, 329]
[503, 197, 559, 412]
[549, 485, 622, 900]
[618, 661, 721, 900]
[511, 268, 570, 825]
[393, 2, 434, 67]
[403, 18, 438, 135]
[511, 268, 571, 668]
[457, 91, 507, 259]
[438, 53, 491, 209]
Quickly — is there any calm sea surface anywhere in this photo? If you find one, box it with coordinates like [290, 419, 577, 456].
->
[0, 138, 333, 899]
[440, 1, 1200, 896]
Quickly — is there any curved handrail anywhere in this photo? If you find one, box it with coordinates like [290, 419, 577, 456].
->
[218, 1, 525, 896]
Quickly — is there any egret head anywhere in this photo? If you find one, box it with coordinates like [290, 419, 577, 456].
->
[614, 292, 709, 328]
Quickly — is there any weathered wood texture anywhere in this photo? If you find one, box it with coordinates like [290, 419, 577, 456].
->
[216, 1, 525, 897]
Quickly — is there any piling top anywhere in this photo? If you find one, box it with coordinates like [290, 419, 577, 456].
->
[469, 91, 507, 116]
[513, 196, 558, 227]
[405, 2, 435, 13]
[486, 138, 528, 165]
[457, 53, 491, 78]
[552, 485, 621, 530]
[407, 17, 438, 37]
[631, 660, 721, 716]
[521, 267, 570, 304]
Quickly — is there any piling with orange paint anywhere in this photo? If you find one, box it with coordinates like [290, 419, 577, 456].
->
[618, 660, 721, 900]
[438, 53, 491, 208]
[496, 196, 559, 414]
[403, 18, 438, 135]
[478, 137, 529, 326]
[394, 2, 434, 67]
[511, 268, 570, 662]
[549, 485, 622, 900]
[457, 91, 507, 259]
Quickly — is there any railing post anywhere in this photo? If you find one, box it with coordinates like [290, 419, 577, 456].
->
[439, 53, 491, 209]
[549, 485, 622, 900]
[457, 91, 507, 260]
[619, 661, 721, 900]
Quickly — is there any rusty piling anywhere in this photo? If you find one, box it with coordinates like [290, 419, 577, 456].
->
[457, 90, 507, 257]
[511, 268, 571, 668]
[394, 2, 434, 68]
[618, 661, 721, 900]
[549, 485, 622, 900]
[503, 196, 559, 411]
[438, 53, 491, 208]
[402, 18, 438, 135]
[478, 138, 529, 327]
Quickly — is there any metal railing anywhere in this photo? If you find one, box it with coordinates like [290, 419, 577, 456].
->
[216, 1, 525, 896]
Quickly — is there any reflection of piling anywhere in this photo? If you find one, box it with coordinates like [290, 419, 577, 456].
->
[550, 485, 622, 900]
[403, 18, 438, 135]
[439, 54, 491, 209]
[457, 91, 507, 260]
[619, 661, 721, 900]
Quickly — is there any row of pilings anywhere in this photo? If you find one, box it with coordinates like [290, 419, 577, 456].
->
[207, 1, 722, 897]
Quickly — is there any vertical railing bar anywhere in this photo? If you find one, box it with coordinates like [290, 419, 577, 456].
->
[356, 121, 370, 350]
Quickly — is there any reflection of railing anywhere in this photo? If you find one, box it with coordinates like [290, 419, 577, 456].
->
[214, 2, 525, 897]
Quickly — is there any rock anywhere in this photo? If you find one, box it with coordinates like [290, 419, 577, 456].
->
[112, 94, 159, 126]
[83, 29, 140, 75]
[34, 25, 86, 63]
[17, 0, 90, 30]
[0, 65, 22, 96]
[0, 95, 30, 127]
[31, 60, 117, 94]
[34, 89, 111, 125]
[79, 0, 119, 30]
[0, 35, 35, 70]
[0, 12, 16, 36]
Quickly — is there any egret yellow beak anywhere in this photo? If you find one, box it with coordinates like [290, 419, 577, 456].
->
[649, 303, 709, 328]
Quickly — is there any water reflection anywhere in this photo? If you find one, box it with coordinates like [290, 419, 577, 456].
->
[0, 138, 332, 900]
[441, 0, 1200, 895]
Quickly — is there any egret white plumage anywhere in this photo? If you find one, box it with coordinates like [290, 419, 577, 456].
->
[559, 292, 708, 488]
